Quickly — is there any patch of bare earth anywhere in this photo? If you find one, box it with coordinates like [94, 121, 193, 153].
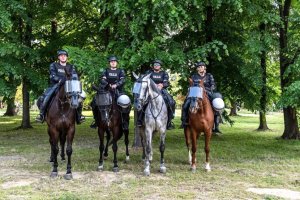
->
[247, 188, 300, 199]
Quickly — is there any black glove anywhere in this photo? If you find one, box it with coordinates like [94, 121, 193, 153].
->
[59, 76, 67, 86]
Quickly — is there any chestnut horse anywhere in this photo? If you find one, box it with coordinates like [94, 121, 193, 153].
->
[184, 78, 214, 172]
[93, 88, 130, 172]
[46, 74, 82, 180]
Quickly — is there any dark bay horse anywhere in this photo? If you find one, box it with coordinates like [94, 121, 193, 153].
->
[94, 88, 130, 172]
[184, 78, 214, 172]
[133, 73, 168, 176]
[46, 75, 82, 180]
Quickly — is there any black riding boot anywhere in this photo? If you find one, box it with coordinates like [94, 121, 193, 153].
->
[180, 108, 188, 129]
[76, 104, 85, 124]
[167, 108, 175, 130]
[90, 105, 98, 129]
[90, 98, 98, 129]
[137, 110, 144, 127]
[122, 112, 130, 131]
[213, 115, 222, 134]
[36, 96, 46, 123]
[180, 99, 190, 129]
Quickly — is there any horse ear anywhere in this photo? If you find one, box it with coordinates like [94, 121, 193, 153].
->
[132, 72, 139, 80]
[188, 78, 193, 86]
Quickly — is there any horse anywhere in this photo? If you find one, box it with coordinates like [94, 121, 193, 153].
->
[184, 78, 214, 172]
[93, 87, 130, 172]
[133, 73, 168, 176]
[46, 72, 82, 180]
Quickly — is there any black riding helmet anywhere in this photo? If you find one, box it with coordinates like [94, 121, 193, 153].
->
[153, 59, 162, 66]
[194, 61, 206, 67]
[108, 55, 118, 62]
[57, 50, 68, 57]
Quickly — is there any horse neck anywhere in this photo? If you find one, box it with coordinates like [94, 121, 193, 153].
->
[148, 84, 162, 103]
[53, 86, 70, 111]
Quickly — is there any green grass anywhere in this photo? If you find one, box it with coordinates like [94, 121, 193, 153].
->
[0, 109, 299, 199]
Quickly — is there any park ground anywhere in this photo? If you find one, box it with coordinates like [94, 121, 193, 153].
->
[0, 109, 300, 199]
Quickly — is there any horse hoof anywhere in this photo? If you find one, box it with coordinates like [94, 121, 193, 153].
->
[97, 165, 104, 171]
[159, 166, 167, 174]
[125, 156, 130, 163]
[50, 172, 58, 178]
[144, 169, 150, 176]
[64, 173, 73, 180]
[190, 166, 196, 173]
[205, 163, 211, 172]
[112, 167, 119, 172]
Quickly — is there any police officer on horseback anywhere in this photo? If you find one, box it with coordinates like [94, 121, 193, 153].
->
[137, 59, 176, 130]
[180, 61, 223, 133]
[90, 55, 130, 130]
[35, 50, 85, 124]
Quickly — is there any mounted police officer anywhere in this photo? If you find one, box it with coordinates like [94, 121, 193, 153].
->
[137, 59, 176, 130]
[90, 55, 131, 130]
[180, 61, 223, 133]
[35, 50, 85, 124]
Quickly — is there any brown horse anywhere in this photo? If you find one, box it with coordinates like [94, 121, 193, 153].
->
[94, 88, 130, 172]
[46, 74, 82, 180]
[184, 78, 214, 172]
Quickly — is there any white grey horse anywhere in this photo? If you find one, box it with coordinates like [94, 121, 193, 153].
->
[133, 73, 168, 176]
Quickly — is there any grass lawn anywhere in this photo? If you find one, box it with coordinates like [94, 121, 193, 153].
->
[0, 109, 299, 199]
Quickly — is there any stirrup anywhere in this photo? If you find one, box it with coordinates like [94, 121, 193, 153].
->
[35, 114, 44, 123]
[90, 121, 97, 129]
[167, 122, 175, 130]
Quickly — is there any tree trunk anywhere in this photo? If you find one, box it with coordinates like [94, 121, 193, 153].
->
[278, 0, 299, 138]
[258, 112, 269, 130]
[257, 23, 269, 131]
[3, 96, 17, 116]
[282, 106, 299, 139]
[132, 110, 142, 148]
[21, 78, 32, 128]
[229, 99, 238, 116]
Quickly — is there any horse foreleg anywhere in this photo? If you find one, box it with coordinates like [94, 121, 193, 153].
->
[159, 132, 166, 174]
[64, 129, 74, 180]
[112, 139, 119, 172]
[50, 135, 59, 178]
[124, 129, 130, 162]
[98, 129, 105, 171]
[59, 132, 66, 161]
[191, 128, 197, 172]
[144, 130, 152, 176]
[104, 129, 110, 159]
[204, 129, 212, 172]
[184, 127, 192, 165]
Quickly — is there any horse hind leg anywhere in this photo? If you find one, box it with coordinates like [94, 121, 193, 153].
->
[112, 139, 119, 172]
[124, 129, 130, 163]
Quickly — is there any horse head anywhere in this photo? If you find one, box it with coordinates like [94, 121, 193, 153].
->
[63, 68, 82, 109]
[133, 73, 151, 111]
[188, 78, 203, 114]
